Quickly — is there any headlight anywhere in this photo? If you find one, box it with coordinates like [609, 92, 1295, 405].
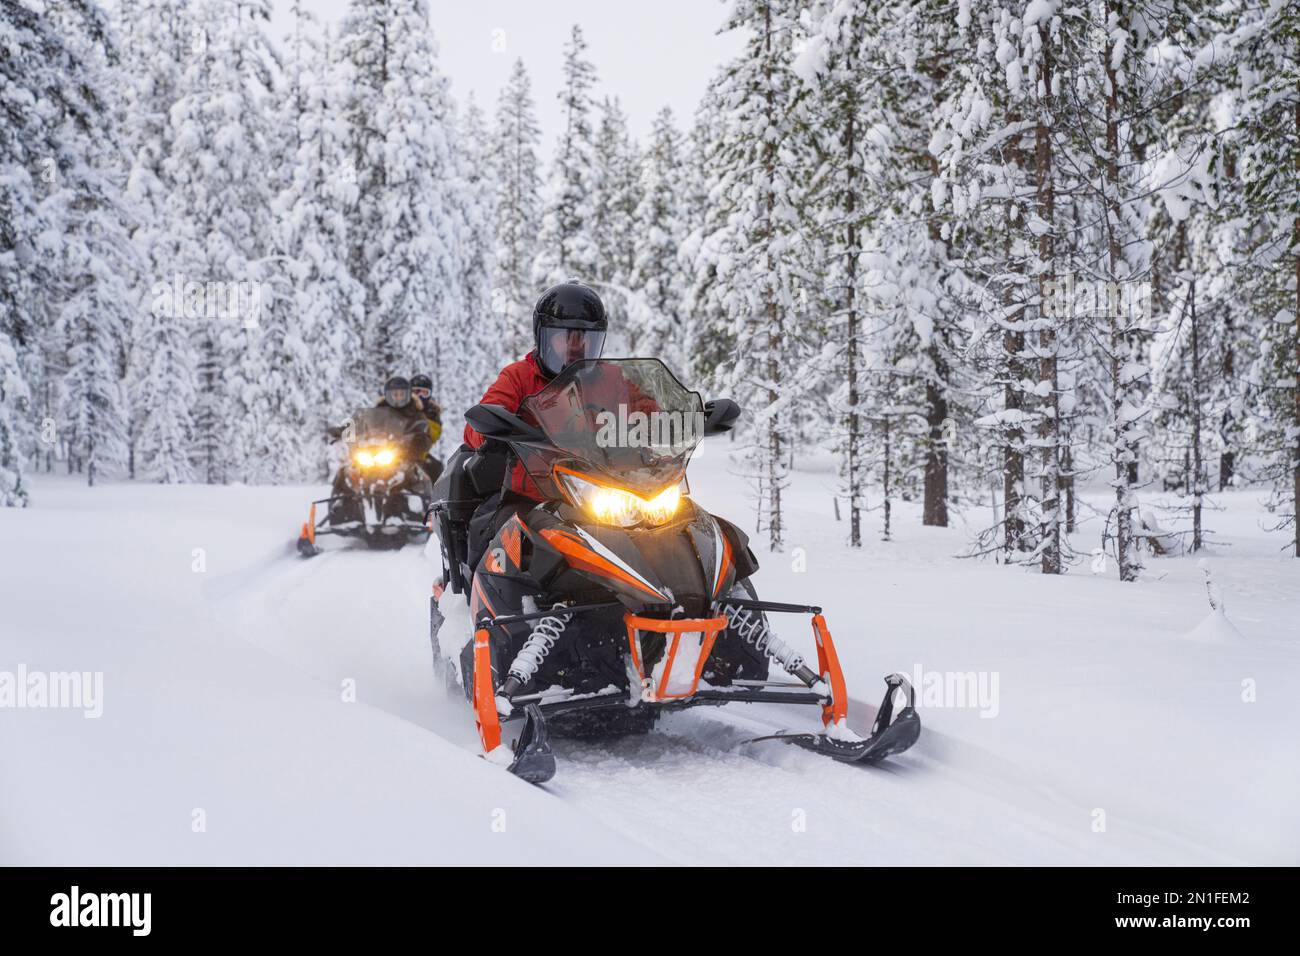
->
[557, 469, 684, 528]
[353, 446, 397, 469]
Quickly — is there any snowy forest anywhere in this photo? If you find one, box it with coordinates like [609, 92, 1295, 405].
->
[1, 0, 1297, 577]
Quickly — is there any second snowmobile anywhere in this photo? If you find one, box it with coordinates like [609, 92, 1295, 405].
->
[428, 358, 919, 783]
[297, 406, 434, 556]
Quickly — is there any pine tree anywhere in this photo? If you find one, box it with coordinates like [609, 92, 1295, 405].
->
[118, 0, 198, 483]
[631, 107, 687, 371]
[591, 95, 642, 341]
[165, 0, 283, 483]
[445, 94, 504, 438]
[1, 0, 132, 501]
[703, 0, 811, 551]
[275, 9, 366, 477]
[492, 58, 544, 359]
[1229, 0, 1299, 555]
[679, 84, 732, 385]
[374, 1, 461, 384]
[534, 25, 600, 286]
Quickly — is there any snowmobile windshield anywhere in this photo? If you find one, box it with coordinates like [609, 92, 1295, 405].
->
[350, 407, 419, 445]
[522, 358, 705, 494]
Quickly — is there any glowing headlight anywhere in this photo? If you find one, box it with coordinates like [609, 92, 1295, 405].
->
[558, 470, 684, 528]
[353, 446, 396, 469]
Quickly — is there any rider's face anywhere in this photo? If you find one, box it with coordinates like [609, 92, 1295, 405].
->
[540, 327, 605, 374]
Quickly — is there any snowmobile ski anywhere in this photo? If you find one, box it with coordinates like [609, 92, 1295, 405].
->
[743, 673, 921, 764]
[505, 703, 555, 784]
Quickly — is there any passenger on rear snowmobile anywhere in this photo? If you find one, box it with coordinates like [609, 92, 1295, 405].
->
[410, 373, 445, 485]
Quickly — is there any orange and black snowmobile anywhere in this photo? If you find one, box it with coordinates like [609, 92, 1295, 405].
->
[428, 358, 919, 783]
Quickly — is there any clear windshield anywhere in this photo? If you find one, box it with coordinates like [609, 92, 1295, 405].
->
[349, 407, 421, 446]
[521, 359, 705, 493]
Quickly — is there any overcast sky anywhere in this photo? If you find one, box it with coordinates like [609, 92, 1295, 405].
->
[267, 0, 745, 155]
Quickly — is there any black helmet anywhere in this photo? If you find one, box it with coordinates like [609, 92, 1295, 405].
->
[383, 375, 412, 409]
[409, 373, 432, 398]
[532, 280, 608, 377]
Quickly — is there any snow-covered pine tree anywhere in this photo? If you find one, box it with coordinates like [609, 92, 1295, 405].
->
[794, 0, 879, 546]
[678, 82, 738, 392]
[800, 1, 975, 543]
[631, 107, 688, 372]
[1073, 0, 1170, 581]
[274, 7, 366, 478]
[1227, 0, 1299, 555]
[165, 0, 283, 483]
[533, 24, 600, 287]
[703, 0, 811, 551]
[931, 2, 1036, 561]
[1124, 3, 1233, 557]
[50, 36, 134, 487]
[444, 94, 503, 441]
[335, 0, 391, 376]
[591, 95, 643, 346]
[492, 58, 544, 360]
[932, 1, 1095, 572]
[369, 2, 460, 385]
[117, 0, 198, 483]
[1, 0, 136, 501]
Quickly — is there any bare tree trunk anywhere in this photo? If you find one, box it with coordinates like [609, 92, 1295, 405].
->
[923, 151, 950, 528]
[1293, 93, 1299, 557]
[1036, 26, 1061, 574]
[923, 345, 950, 527]
[881, 413, 892, 542]
[1190, 273, 1203, 552]
[1220, 310, 1236, 490]
[1293, 110, 1299, 557]
[762, 4, 782, 552]
[1104, 14, 1139, 581]
[1003, 207, 1027, 556]
[845, 108, 862, 547]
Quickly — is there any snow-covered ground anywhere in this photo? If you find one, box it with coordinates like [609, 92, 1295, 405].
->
[2, 452, 1296, 865]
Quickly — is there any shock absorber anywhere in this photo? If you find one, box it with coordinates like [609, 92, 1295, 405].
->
[497, 604, 573, 706]
[720, 602, 824, 691]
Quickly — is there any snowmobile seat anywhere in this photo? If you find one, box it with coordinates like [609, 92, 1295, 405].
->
[464, 443, 509, 497]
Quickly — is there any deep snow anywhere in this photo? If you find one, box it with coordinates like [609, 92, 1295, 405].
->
[1, 451, 1296, 865]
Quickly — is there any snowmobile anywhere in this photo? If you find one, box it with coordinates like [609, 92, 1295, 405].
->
[297, 406, 434, 556]
[428, 358, 919, 783]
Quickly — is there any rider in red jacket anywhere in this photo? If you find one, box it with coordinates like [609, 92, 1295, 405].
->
[464, 281, 609, 500]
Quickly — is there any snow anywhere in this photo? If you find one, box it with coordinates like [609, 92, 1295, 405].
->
[2, 453, 1296, 865]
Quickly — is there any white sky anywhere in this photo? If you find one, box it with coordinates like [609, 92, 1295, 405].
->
[268, 0, 745, 155]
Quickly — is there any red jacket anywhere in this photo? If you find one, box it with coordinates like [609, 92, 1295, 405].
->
[464, 352, 550, 500]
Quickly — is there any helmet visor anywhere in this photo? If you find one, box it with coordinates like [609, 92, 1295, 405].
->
[540, 327, 606, 375]
[385, 386, 411, 409]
